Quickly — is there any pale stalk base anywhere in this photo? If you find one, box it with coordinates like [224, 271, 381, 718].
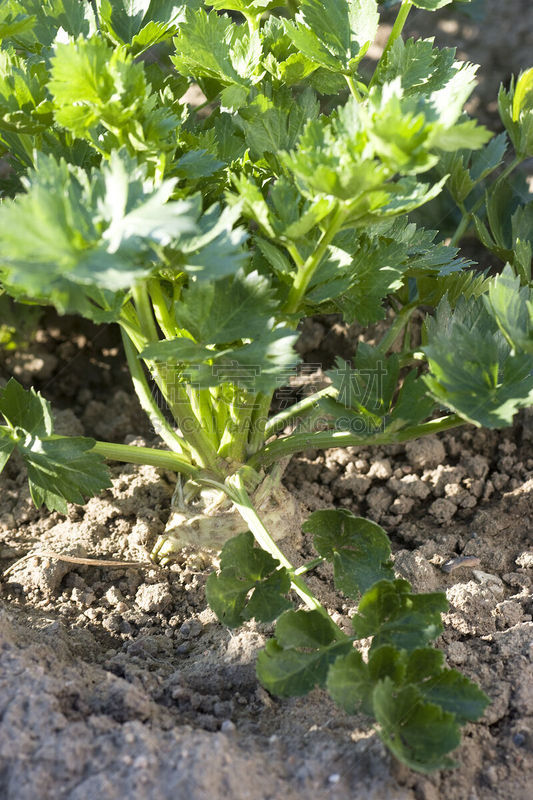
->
[151, 472, 300, 566]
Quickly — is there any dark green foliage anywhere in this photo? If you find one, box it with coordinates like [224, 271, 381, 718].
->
[206, 531, 292, 627]
[0, 379, 111, 512]
[256, 609, 352, 695]
[302, 509, 394, 596]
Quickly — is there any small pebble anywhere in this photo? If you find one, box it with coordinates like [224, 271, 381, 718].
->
[441, 556, 481, 574]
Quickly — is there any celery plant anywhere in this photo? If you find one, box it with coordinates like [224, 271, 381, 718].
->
[0, 0, 532, 771]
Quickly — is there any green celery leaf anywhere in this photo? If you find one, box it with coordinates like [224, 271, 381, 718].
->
[374, 44, 490, 154]
[281, 85, 473, 210]
[174, 269, 277, 344]
[281, 196, 336, 240]
[415, 269, 492, 309]
[0, 375, 53, 437]
[411, 0, 454, 9]
[484, 264, 533, 354]
[272, 52, 319, 87]
[352, 579, 447, 651]
[7, 0, 91, 50]
[128, 18, 178, 55]
[421, 670, 490, 724]
[302, 509, 394, 597]
[284, 0, 379, 74]
[186, 328, 299, 393]
[314, 240, 406, 324]
[499, 77, 533, 159]
[328, 643, 488, 732]
[0, 379, 111, 513]
[512, 67, 533, 120]
[177, 202, 249, 280]
[99, 0, 194, 54]
[206, 531, 292, 628]
[209, 0, 279, 15]
[214, 114, 247, 162]
[174, 149, 225, 180]
[404, 649, 489, 723]
[436, 150, 475, 205]
[142, 326, 298, 394]
[328, 640, 488, 771]
[49, 34, 179, 155]
[141, 338, 223, 364]
[254, 238, 294, 280]
[431, 117, 492, 152]
[0, 150, 199, 315]
[386, 371, 436, 430]
[50, 35, 137, 136]
[230, 175, 276, 238]
[331, 345, 399, 416]
[256, 609, 352, 696]
[474, 181, 533, 281]
[233, 173, 335, 243]
[391, 222, 467, 275]
[0, 50, 53, 136]
[281, 101, 391, 202]
[422, 296, 533, 427]
[373, 679, 459, 773]
[236, 88, 320, 162]
[0, 433, 15, 475]
[99, 0, 152, 44]
[326, 650, 370, 714]
[327, 644, 406, 717]
[307, 222, 467, 321]
[306, 67, 349, 95]
[367, 644, 407, 685]
[377, 38, 456, 96]
[469, 131, 508, 182]
[172, 8, 260, 87]
[321, 343, 435, 433]
[224, 329, 299, 391]
[482, 181, 519, 255]
[23, 436, 112, 514]
[0, 5, 36, 43]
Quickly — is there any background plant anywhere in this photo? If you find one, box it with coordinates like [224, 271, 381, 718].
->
[0, 0, 531, 772]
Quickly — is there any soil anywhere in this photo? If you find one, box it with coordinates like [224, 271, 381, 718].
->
[1, 3, 533, 799]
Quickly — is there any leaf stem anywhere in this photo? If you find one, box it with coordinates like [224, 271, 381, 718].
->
[120, 329, 190, 456]
[92, 440, 200, 478]
[219, 389, 255, 463]
[345, 75, 361, 101]
[227, 472, 326, 613]
[130, 284, 223, 470]
[284, 205, 347, 314]
[370, 0, 413, 89]
[294, 557, 325, 576]
[148, 279, 177, 340]
[247, 392, 274, 455]
[286, 243, 304, 269]
[120, 322, 220, 470]
[132, 282, 159, 343]
[244, 13, 260, 36]
[249, 413, 465, 469]
[377, 303, 418, 354]
[264, 386, 336, 438]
